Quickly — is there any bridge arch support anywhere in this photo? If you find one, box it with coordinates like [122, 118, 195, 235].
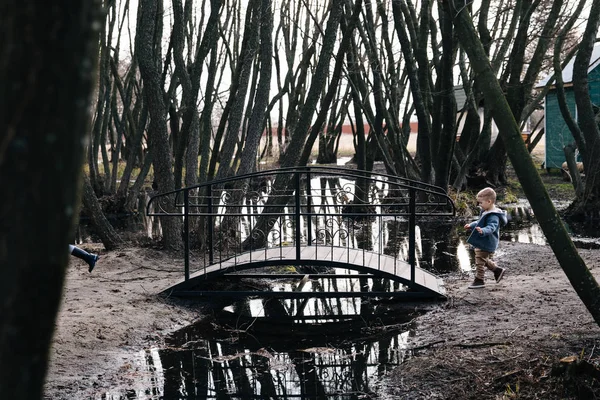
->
[147, 167, 455, 299]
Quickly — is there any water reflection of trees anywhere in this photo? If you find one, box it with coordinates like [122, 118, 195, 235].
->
[148, 331, 410, 399]
[131, 299, 416, 399]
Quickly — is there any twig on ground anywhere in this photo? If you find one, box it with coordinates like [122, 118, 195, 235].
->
[442, 376, 469, 383]
[409, 340, 446, 351]
[455, 341, 511, 348]
[588, 341, 597, 362]
[73, 328, 86, 338]
[488, 353, 522, 363]
[508, 325, 522, 337]
[494, 369, 523, 380]
[116, 264, 181, 274]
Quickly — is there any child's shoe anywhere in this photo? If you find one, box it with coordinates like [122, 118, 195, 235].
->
[468, 278, 485, 289]
[494, 267, 505, 283]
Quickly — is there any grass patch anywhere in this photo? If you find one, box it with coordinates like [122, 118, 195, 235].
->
[505, 160, 576, 203]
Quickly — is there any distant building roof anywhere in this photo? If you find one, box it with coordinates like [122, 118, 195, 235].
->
[536, 43, 600, 88]
[454, 85, 485, 111]
[454, 86, 467, 109]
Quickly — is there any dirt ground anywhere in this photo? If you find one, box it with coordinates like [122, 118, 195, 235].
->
[43, 246, 201, 400]
[378, 241, 600, 399]
[43, 238, 600, 399]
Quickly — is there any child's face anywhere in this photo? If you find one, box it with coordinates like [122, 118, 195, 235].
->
[477, 196, 493, 211]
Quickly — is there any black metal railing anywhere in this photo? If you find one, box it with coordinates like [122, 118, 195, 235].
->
[146, 167, 456, 282]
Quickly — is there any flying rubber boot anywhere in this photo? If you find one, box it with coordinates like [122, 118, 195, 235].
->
[69, 245, 100, 272]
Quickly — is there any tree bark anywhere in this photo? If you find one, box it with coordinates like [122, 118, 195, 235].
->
[563, 143, 584, 198]
[452, 5, 600, 327]
[571, 0, 600, 209]
[433, 1, 457, 189]
[214, 0, 260, 180]
[136, 0, 183, 250]
[280, 0, 345, 168]
[81, 174, 124, 250]
[392, 0, 433, 183]
[237, 0, 274, 176]
[0, 1, 102, 398]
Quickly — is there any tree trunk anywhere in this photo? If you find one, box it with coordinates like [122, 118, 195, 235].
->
[280, 0, 345, 168]
[480, 0, 563, 188]
[391, 0, 433, 183]
[81, 174, 123, 250]
[452, 5, 600, 327]
[237, 0, 273, 176]
[0, 1, 101, 398]
[563, 143, 584, 198]
[136, 0, 182, 250]
[571, 0, 600, 213]
[433, 1, 457, 189]
[241, 0, 345, 251]
[214, 0, 260, 181]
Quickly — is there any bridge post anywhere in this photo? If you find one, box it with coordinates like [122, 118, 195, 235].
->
[295, 171, 301, 260]
[306, 170, 312, 246]
[409, 186, 416, 283]
[207, 184, 214, 266]
[183, 190, 190, 281]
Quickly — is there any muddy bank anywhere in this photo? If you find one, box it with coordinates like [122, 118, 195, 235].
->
[378, 241, 600, 399]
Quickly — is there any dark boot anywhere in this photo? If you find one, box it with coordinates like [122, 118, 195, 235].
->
[494, 267, 505, 283]
[468, 278, 485, 289]
[70, 246, 100, 272]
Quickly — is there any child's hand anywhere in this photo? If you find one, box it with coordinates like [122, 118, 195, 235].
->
[464, 224, 471, 230]
[475, 227, 483, 234]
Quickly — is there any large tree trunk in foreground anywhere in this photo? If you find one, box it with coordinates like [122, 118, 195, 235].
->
[452, 6, 600, 326]
[0, 1, 102, 399]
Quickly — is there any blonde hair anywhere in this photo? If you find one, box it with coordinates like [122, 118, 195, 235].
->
[477, 187, 496, 203]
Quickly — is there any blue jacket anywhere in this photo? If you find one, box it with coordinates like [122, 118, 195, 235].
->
[467, 206, 508, 253]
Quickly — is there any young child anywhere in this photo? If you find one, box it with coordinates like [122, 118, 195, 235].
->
[69, 244, 100, 273]
[464, 187, 507, 289]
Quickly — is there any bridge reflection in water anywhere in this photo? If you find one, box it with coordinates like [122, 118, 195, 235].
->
[113, 292, 422, 399]
[147, 167, 456, 299]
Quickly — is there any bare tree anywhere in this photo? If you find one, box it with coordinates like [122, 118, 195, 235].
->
[213, 0, 261, 181]
[469, 1, 569, 186]
[569, 0, 600, 219]
[136, 0, 183, 250]
[237, 0, 274, 175]
[451, 2, 600, 327]
[280, 0, 345, 168]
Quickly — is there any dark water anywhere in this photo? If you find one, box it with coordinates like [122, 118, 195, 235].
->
[104, 299, 420, 400]
[101, 204, 600, 399]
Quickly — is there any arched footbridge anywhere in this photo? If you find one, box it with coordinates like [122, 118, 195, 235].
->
[147, 167, 456, 300]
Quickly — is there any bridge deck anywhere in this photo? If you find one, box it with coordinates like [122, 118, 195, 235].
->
[179, 246, 445, 297]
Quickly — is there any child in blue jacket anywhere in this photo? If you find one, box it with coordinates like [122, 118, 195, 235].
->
[464, 187, 507, 289]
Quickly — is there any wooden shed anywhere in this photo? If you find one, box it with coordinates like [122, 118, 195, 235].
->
[537, 44, 600, 169]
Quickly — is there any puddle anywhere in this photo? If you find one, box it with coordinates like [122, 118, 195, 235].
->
[103, 298, 423, 399]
